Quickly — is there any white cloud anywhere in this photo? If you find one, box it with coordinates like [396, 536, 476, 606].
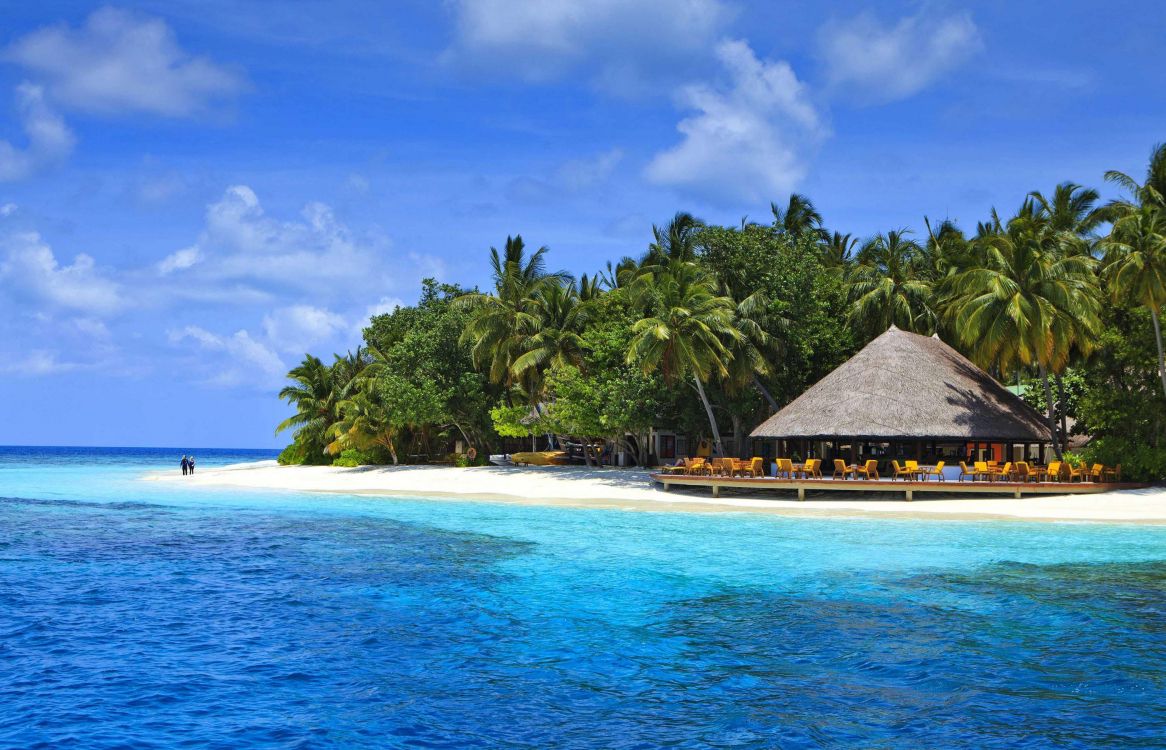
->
[169, 325, 286, 388]
[0, 83, 75, 182]
[0, 230, 122, 314]
[0, 349, 80, 376]
[0, 203, 16, 216]
[817, 9, 981, 104]
[6, 7, 244, 117]
[444, 0, 731, 93]
[645, 39, 825, 205]
[178, 184, 395, 302]
[157, 245, 201, 274]
[262, 305, 347, 354]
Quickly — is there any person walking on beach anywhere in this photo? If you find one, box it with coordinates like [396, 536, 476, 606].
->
[181, 455, 189, 476]
[188, 456, 196, 475]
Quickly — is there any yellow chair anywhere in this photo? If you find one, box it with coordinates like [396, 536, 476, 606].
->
[832, 458, 852, 480]
[958, 461, 976, 482]
[854, 459, 879, 480]
[1013, 461, 1034, 482]
[891, 460, 914, 481]
[991, 462, 1014, 482]
[1043, 460, 1063, 482]
[974, 461, 989, 481]
[1065, 462, 1086, 483]
[922, 461, 946, 481]
[748, 457, 764, 477]
[1088, 463, 1105, 483]
[1103, 464, 1122, 482]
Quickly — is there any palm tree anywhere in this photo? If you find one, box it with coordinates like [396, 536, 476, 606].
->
[276, 354, 337, 441]
[510, 281, 589, 390]
[821, 231, 857, 268]
[457, 235, 571, 391]
[1101, 203, 1166, 399]
[945, 213, 1101, 457]
[626, 259, 740, 457]
[327, 390, 400, 464]
[771, 193, 823, 237]
[642, 212, 703, 265]
[847, 229, 934, 337]
[1105, 142, 1166, 212]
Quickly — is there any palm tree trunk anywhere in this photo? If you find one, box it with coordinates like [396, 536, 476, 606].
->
[752, 374, 779, 413]
[1039, 363, 1062, 460]
[693, 375, 725, 458]
[1152, 308, 1166, 401]
[1055, 373, 1068, 454]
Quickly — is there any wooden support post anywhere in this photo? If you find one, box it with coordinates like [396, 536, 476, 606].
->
[797, 486, 805, 501]
[1014, 487, 1021, 499]
[905, 488, 913, 502]
[663, 481, 670, 492]
[712, 484, 720, 498]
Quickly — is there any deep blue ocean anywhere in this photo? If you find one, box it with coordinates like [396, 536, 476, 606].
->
[1, 446, 1165, 748]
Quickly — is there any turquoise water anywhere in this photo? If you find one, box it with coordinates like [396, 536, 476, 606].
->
[2, 447, 1165, 748]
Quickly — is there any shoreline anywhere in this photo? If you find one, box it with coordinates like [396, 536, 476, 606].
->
[142, 462, 1166, 524]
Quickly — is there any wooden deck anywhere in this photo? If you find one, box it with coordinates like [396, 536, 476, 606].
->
[650, 473, 1148, 501]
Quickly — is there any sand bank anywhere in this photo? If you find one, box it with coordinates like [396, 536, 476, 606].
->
[145, 461, 1166, 523]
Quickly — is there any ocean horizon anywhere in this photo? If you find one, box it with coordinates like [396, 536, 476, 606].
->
[2, 446, 1165, 748]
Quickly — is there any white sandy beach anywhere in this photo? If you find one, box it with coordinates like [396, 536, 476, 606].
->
[144, 461, 1166, 523]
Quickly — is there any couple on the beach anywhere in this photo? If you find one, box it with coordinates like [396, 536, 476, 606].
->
[180, 455, 196, 476]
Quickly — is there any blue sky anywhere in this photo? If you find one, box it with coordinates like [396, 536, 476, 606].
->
[1, 1, 1163, 448]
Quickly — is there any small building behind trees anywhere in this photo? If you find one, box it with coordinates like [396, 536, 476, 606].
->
[750, 326, 1053, 472]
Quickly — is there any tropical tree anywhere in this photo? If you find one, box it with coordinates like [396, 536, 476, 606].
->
[1101, 203, 1166, 399]
[510, 281, 589, 391]
[945, 212, 1101, 457]
[847, 229, 934, 337]
[625, 259, 740, 457]
[457, 235, 570, 393]
[772, 193, 823, 237]
[642, 212, 703, 265]
[822, 231, 857, 268]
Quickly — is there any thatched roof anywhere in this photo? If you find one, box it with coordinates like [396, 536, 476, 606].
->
[751, 326, 1052, 442]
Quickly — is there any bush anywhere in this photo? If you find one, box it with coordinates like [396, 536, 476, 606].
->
[1081, 436, 1166, 483]
[277, 442, 308, 465]
[333, 448, 375, 467]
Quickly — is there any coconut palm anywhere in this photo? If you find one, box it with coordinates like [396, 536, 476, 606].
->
[821, 231, 857, 268]
[945, 213, 1101, 457]
[457, 235, 571, 390]
[327, 390, 400, 464]
[276, 354, 337, 438]
[1101, 203, 1166, 398]
[626, 259, 740, 457]
[1104, 142, 1166, 212]
[771, 193, 823, 237]
[510, 281, 589, 391]
[642, 212, 703, 265]
[847, 229, 934, 337]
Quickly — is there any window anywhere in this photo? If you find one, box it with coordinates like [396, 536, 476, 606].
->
[660, 435, 676, 459]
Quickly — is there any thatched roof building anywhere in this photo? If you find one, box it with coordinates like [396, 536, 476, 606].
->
[750, 326, 1051, 443]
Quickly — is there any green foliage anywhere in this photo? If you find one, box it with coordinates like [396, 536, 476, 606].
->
[277, 441, 307, 465]
[1081, 437, 1166, 482]
[333, 448, 375, 467]
[490, 405, 533, 438]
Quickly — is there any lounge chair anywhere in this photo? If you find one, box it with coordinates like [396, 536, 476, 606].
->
[922, 461, 946, 481]
[990, 462, 1014, 482]
[1087, 463, 1105, 483]
[891, 460, 914, 481]
[661, 459, 688, 474]
[1065, 462, 1086, 483]
[1103, 464, 1122, 482]
[854, 459, 879, 480]
[1042, 461, 1063, 482]
[805, 458, 823, 479]
[832, 458, 852, 480]
[1013, 461, 1034, 482]
[747, 457, 764, 477]
[974, 461, 989, 481]
[958, 461, 976, 482]
[773, 458, 791, 479]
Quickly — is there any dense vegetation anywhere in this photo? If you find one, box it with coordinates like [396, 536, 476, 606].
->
[278, 143, 1166, 480]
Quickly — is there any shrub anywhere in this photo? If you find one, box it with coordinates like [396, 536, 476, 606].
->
[333, 448, 375, 467]
[277, 442, 308, 465]
[1081, 437, 1166, 483]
